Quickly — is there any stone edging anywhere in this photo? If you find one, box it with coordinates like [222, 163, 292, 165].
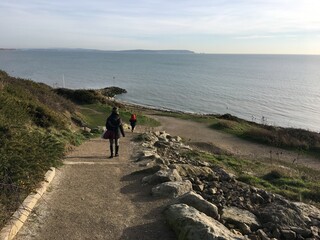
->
[0, 167, 56, 240]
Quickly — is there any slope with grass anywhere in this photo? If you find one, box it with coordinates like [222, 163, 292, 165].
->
[0, 70, 90, 228]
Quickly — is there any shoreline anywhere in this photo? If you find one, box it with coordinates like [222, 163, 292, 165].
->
[114, 97, 320, 134]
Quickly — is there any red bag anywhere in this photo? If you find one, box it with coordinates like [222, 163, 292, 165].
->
[102, 130, 115, 139]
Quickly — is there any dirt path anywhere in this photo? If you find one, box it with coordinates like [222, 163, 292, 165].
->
[15, 131, 176, 240]
[151, 115, 320, 170]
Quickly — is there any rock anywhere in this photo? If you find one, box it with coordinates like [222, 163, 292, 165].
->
[290, 226, 312, 238]
[131, 165, 164, 175]
[152, 181, 193, 198]
[238, 223, 251, 235]
[281, 229, 296, 240]
[170, 164, 213, 177]
[193, 184, 205, 192]
[293, 202, 320, 223]
[208, 187, 217, 195]
[310, 226, 319, 237]
[222, 206, 260, 231]
[173, 191, 219, 220]
[213, 167, 236, 182]
[136, 151, 161, 162]
[142, 169, 182, 185]
[140, 132, 158, 143]
[256, 229, 270, 240]
[164, 204, 244, 240]
[154, 140, 171, 148]
[256, 203, 307, 229]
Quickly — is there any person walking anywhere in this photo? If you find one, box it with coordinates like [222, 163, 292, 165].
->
[129, 113, 137, 132]
[105, 107, 125, 158]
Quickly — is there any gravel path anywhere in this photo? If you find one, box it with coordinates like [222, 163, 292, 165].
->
[151, 115, 320, 170]
[15, 132, 176, 240]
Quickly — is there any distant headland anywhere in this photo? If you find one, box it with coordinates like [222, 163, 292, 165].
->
[8, 48, 195, 54]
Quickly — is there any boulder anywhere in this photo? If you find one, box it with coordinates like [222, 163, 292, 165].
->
[292, 202, 320, 223]
[256, 203, 307, 228]
[174, 191, 219, 220]
[222, 206, 260, 231]
[164, 204, 243, 240]
[142, 169, 182, 185]
[136, 151, 161, 162]
[140, 132, 158, 143]
[152, 181, 193, 198]
[170, 164, 213, 177]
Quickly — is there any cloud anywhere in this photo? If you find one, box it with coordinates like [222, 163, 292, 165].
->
[1, 0, 320, 53]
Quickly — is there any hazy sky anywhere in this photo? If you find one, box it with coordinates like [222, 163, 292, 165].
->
[1, 0, 320, 54]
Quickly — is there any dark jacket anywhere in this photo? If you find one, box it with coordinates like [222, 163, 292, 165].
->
[106, 113, 125, 139]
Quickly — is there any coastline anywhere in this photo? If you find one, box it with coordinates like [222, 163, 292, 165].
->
[115, 97, 320, 134]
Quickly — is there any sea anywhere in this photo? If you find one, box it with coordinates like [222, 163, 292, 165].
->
[0, 49, 319, 132]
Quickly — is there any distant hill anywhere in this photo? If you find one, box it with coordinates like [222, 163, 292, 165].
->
[18, 48, 195, 54]
[116, 49, 195, 54]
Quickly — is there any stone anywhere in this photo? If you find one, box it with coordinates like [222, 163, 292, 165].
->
[222, 206, 260, 231]
[193, 184, 205, 192]
[142, 169, 182, 185]
[293, 202, 320, 222]
[310, 226, 319, 237]
[256, 203, 307, 228]
[256, 229, 270, 240]
[136, 151, 161, 162]
[290, 226, 312, 238]
[141, 132, 158, 143]
[152, 181, 193, 198]
[170, 164, 213, 177]
[174, 191, 219, 220]
[208, 188, 217, 195]
[281, 229, 296, 240]
[238, 222, 251, 235]
[164, 204, 244, 240]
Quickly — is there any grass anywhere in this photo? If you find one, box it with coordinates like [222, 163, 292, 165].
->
[0, 70, 89, 228]
[181, 149, 320, 204]
[151, 110, 320, 158]
[78, 103, 160, 129]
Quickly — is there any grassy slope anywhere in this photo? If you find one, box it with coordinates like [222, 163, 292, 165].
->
[0, 70, 159, 228]
[0, 70, 88, 227]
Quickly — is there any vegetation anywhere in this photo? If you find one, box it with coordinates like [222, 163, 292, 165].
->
[0, 70, 159, 228]
[155, 111, 320, 157]
[54, 86, 127, 104]
[78, 103, 160, 129]
[182, 149, 320, 204]
[0, 70, 87, 228]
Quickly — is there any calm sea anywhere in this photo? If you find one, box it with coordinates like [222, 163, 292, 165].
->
[1, 50, 320, 132]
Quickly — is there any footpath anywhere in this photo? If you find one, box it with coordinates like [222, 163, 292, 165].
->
[14, 130, 176, 240]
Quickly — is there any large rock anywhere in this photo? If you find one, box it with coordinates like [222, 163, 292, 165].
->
[170, 164, 213, 177]
[174, 191, 219, 220]
[142, 169, 182, 185]
[256, 203, 307, 228]
[136, 151, 161, 162]
[222, 206, 260, 232]
[140, 132, 159, 143]
[293, 202, 320, 224]
[164, 204, 243, 240]
[152, 181, 193, 198]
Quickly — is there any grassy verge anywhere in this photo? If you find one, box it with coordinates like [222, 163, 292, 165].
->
[182, 149, 320, 205]
[78, 103, 160, 129]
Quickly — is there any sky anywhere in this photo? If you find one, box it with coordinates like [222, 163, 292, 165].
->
[0, 0, 320, 54]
